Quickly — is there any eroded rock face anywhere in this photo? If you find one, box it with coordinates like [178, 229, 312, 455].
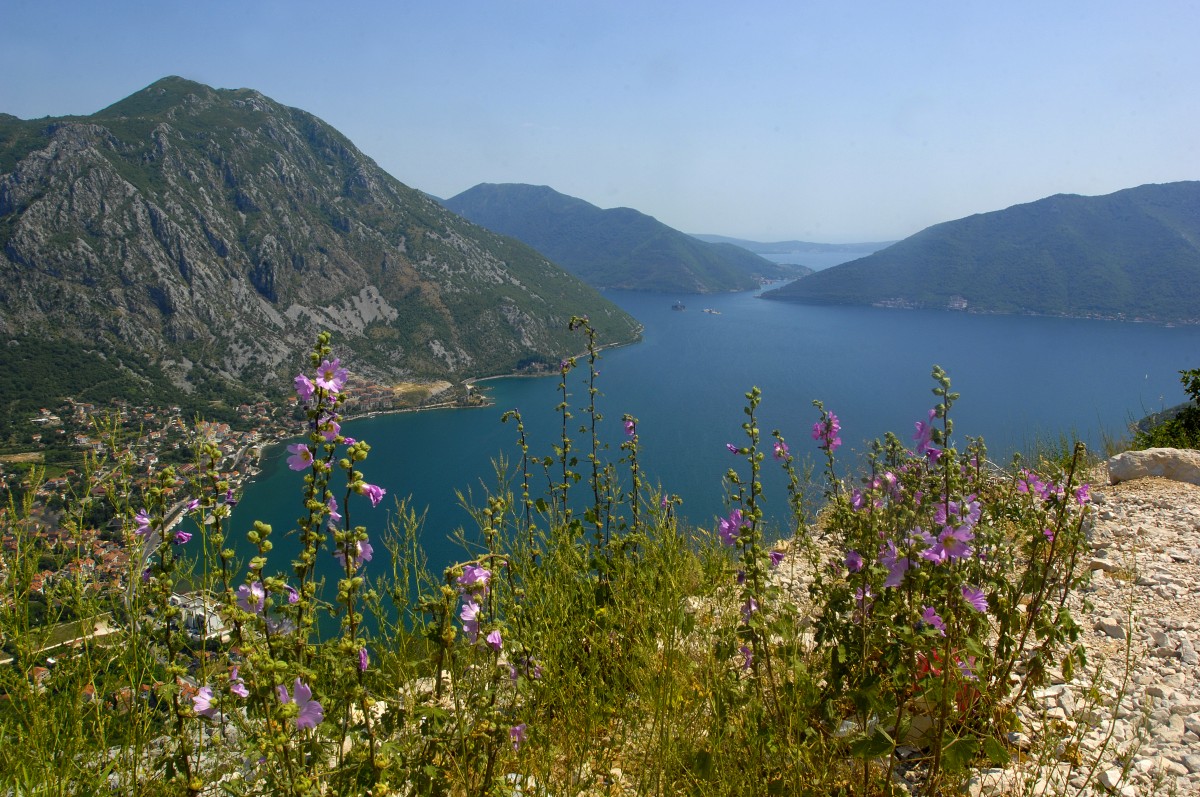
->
[1108, 448, 1200, 487]
[0, 77, 640, 392]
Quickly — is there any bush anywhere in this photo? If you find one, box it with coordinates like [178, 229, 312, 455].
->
[0, 327, 1106, 796]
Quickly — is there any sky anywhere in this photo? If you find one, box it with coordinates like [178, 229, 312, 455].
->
[3, 1, 1198, 243]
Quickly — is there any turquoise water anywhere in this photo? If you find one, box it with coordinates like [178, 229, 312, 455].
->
[233, 288, 1200, 585]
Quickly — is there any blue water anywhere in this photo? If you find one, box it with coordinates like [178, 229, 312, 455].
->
[232, 289, 1200, 586]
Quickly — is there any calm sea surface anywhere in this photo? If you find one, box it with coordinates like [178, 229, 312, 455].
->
[233, 287, 1200, 583]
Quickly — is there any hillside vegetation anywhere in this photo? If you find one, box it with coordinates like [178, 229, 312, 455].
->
[0, 77, 640, 409]
[762, 182, 1200, 324]
[444, 183, 799, 293]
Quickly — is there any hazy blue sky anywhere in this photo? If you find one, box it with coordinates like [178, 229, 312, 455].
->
[3, 1, 1197, 242]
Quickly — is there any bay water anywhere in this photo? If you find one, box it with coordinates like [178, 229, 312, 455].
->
[233, 288, 1200, 586]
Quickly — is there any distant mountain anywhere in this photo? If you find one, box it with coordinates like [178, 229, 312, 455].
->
[443, 183, 799, 293]
[690, 235, 896, 254]
[761, 182, 1200, 324]
[0, 77, 641, 408]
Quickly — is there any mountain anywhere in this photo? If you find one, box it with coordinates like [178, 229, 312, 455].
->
[0, 77, 641, 406]
[443, 183, 798, 292]
[690, 235, 896, 254]
[761, 182, 1200, 324]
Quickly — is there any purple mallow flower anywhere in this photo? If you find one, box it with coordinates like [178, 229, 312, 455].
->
[284, 584, 300, 604]
[913, 408, 938, 456]
[812, 412, 842, 453]
[314, 359, 348, 393]
[726, 443, 739, 454]
[773, 440, 789, 460]
[769, 549, 785, 568]
[457, 564, 491, 596]
[334, 539, 374, 569]
[845, 550, 864, 573]
[294, 373, 315, 402]
[624, 418, 636, 436]
[460, 600, 481, 643]
[486, 629, 503, 652]
[237, 581, 265, 614]
[277, 678, 324, 730]
[286, 443, 313, 471]
[358, 482, 386, 507]
[718, 508, 744, 546]
[193, 686, 217, 718]
[920, 605, 947, 636]
[739, 644, 754, 671]
[510, 723, 527, 751]
[173, 530, 192, 545]
[230, 667, 249, 698]
[962, 585, 988, 613]
[134, 509, 153, 540]
[359, 647, 369, 673]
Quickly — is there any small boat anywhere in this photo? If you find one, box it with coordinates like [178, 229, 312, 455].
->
[703, 308, 721, 315]
[672, 301, 686, 311]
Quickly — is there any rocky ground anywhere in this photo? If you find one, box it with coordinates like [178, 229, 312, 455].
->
[1006, 471, 1200, 797]
[765, 465, 1200, 797]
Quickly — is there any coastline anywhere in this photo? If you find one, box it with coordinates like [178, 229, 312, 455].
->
[244, 325, 645, 491]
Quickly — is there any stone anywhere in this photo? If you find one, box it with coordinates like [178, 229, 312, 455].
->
[1108, 448, 1200, 487]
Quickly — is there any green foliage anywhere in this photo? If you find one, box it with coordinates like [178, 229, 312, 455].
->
[764, 182, 1200, 324]
[1134, 366, 1200, 449]
[444, 182, 790, 292]
[0, 331, 1115, 796]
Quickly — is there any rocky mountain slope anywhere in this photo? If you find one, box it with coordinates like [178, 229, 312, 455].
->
[443, 183, 799, 293]
[0, 77, 640, 399]
[761, 182, 1200, 324]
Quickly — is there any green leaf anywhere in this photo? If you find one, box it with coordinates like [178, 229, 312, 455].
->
[939, 736, 980, 772]
[848, 727, 894, 759]
[983, 736, 1011, 766]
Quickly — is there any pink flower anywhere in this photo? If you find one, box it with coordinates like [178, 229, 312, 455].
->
[623, 418, 636, 436]
[358, 482, 385, 507]
[314, 359, 348, 393]
[359, 647, 369, 673]
[812, 412, 842, 453]
[294, 373, 315, 402]
[718, 508, 744, 546]
[334, 539, 374, 569]
[769, 549, 785, 568]
[913, 408, 938, 456]
[460, 600, 481, 643]
[286, 443, 313, 471]
[739, 644, 754, 671]
[456, 564, 491, 596]
[237, 581, 265, 614]
[773, 440, 789, 460]
[229, 667, 249, 698]
[845, 550, 864, 573]
[510, 723, 527, 751]
[726, 443, 739, 454]
[172, 530, 192, 545]
[284, 584, 300, 604]
[486, 629, 503, 651]
[961, 585, 988, 613]
[277, 678, 324, 730]
[326, 495, 341, 528]
[193, 686, 217, 718]
[920, 605, 947, 636]
[1075, 484, 1091, 506]
[134, 509, 153, 540]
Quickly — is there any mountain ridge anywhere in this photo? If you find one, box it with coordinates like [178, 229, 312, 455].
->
[761, 182, 1200, 324]
[0, 77, 641, 409]
[443, 183, 802, 293]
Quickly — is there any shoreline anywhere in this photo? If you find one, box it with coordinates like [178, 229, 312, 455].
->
[245, 328, 644, 490]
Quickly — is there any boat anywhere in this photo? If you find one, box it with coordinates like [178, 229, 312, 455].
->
[672, 301, 686, 311]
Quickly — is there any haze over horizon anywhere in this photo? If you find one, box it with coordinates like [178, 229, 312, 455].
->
[3, 1, 1197, 243]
